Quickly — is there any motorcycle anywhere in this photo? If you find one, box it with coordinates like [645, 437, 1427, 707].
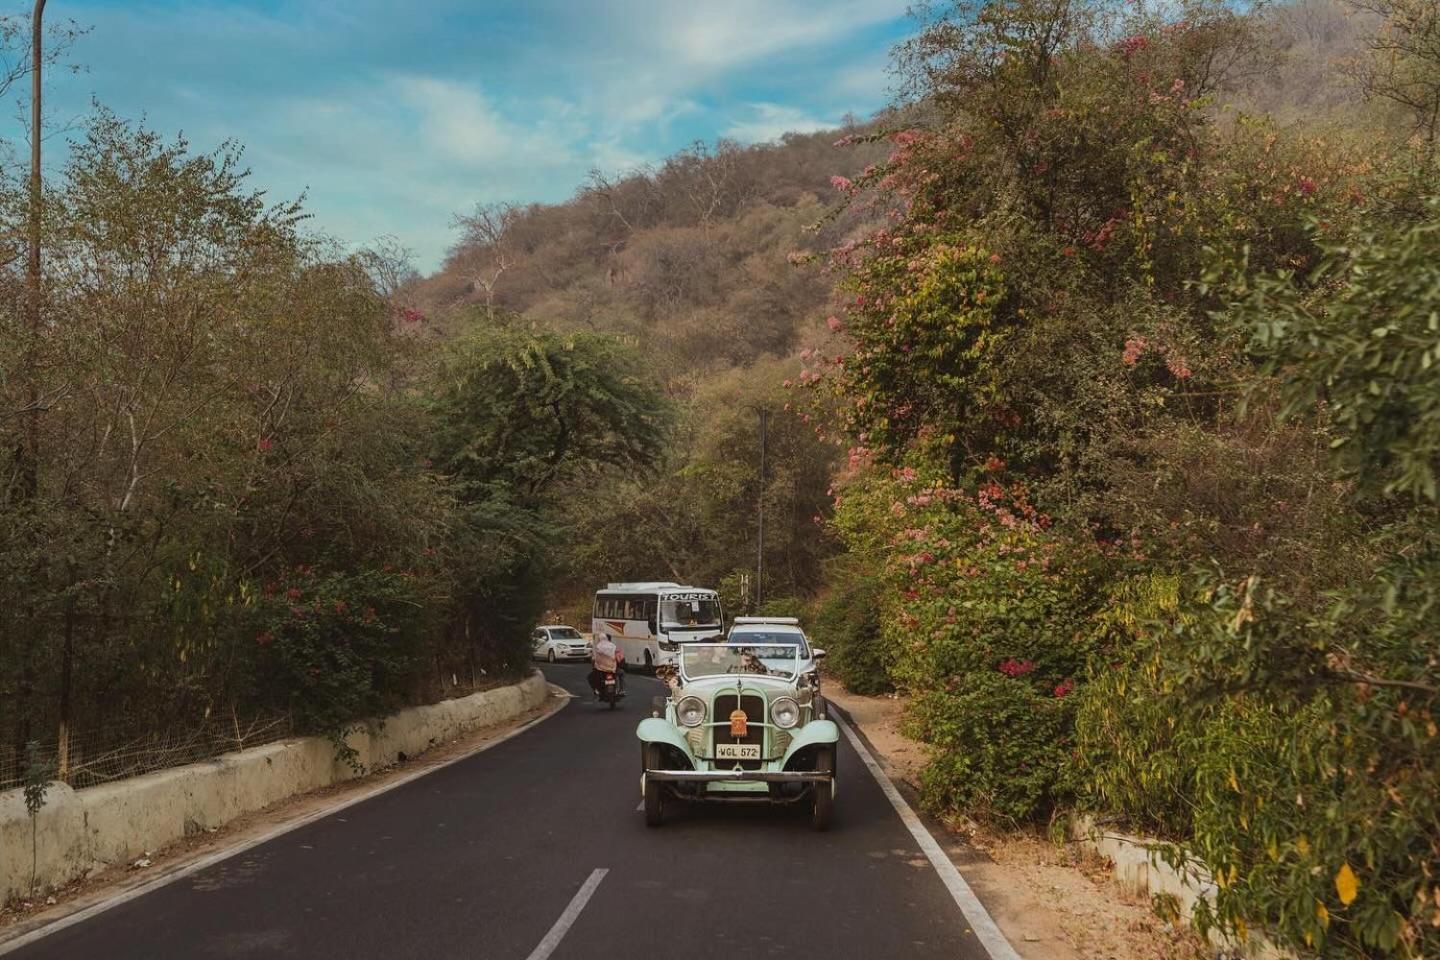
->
[592, 668, 626, 709]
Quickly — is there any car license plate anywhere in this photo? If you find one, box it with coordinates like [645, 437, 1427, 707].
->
[715, 743, 761, 761]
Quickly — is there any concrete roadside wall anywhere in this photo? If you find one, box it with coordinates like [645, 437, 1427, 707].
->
[1070, 815, 1294, 959]
[0, 671, 550, 902]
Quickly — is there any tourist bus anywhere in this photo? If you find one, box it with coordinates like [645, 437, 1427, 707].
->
[591, 582, 724, 669]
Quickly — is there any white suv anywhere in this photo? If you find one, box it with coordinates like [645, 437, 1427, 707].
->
[725, 617, 826, 703]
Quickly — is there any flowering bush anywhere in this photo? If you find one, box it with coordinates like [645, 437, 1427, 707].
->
[245, 567, 431, 740]
[832, 466, 1105, 822]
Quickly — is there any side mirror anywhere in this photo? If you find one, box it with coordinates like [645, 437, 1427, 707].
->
[812, 648, 827, 659]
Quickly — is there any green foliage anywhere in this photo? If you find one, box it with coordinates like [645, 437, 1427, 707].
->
[557, 359, 838, 604]
[0, 112, 669, 779]
[1070, 574, 1209, 839]
[1157, 557, 1440, 956]
[812, 556, 891, 695]
[427, 320, 671, 668]
[429, 320, 670, 503]
[912, 671, 1074, 825]
[246, 568, 430, 737]
[832, 240, 1007, 473]
[1229, 193, 1440, 502]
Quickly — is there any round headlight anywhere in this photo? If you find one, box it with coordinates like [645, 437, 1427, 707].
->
[770, 697, 800, 729]
[676, 696, 706, 728]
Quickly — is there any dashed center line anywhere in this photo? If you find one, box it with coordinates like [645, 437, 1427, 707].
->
[523, 867, 608, 960]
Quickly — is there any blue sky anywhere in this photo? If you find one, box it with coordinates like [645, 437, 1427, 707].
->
[3, 0, 913, 271]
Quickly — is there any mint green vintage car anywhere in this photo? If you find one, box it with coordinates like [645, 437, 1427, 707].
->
[636, 642, 839, 830]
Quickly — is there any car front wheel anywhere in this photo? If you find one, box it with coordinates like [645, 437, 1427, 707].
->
[811, 747, 835, 831]
[547, 648, 556, 663]
[643, 743, 664, 827]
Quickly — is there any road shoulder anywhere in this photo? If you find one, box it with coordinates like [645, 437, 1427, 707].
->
[824, 684, 1208, 960]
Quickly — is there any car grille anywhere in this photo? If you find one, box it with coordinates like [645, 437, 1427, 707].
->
[711, 693, 767, 769]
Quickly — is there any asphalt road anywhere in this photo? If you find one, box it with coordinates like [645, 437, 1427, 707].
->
[8, 665, 994, 959]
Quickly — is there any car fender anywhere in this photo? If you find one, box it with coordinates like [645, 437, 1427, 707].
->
[780, 719, 839, 769]
[636, 718, 697, 769]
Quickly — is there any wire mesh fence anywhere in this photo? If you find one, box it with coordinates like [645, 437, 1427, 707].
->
[0, 711, 295, 793]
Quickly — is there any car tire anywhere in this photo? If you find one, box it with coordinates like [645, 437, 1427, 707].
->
[643, 649, 653, 672]
[643, 743, 664, 827]
[811, 747, 835, 832]
[547, 649, 556, 663]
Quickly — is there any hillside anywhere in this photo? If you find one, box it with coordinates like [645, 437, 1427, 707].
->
[412, 127, 892, 369]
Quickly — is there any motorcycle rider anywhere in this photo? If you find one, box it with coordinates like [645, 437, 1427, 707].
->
[589, 632, 626, 699]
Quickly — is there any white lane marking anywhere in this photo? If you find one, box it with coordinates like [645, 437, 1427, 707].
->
[833, 711, 1022, 960]
[636, 800, 644, 812]
[524, 868, 608, 960]
[0, 684, 571, 957]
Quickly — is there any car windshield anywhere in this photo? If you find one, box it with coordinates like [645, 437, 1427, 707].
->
[729, 630, 808, 656]
[551, 628, 582, 640]
[680, 644, 800, 681]
[661, 598, 721, 628]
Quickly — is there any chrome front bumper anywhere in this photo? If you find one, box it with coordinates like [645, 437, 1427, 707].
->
[646, 769, 831, 783]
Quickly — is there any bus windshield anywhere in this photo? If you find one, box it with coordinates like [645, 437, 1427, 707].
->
[661, 598, 721, 628]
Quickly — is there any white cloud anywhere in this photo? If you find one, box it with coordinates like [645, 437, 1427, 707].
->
[653, 0, 909, 70]
[724, 102, 836, 143]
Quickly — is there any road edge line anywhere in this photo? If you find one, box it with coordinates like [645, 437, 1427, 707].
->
[523, 867, 608, 960]
[0, 684, 572, 957]
[833, 710, 1023, 960]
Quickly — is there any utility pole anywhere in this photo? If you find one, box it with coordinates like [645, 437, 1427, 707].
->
[26, 0, 51, 778]
[755, 407, 768, 612]
[22, 0, 45, 501]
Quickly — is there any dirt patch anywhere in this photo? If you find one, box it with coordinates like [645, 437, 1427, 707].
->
[0, 685, 570, 945]
[824, 682, 1206, 960]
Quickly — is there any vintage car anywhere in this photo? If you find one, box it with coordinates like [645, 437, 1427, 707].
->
[636, 642, 839, 830]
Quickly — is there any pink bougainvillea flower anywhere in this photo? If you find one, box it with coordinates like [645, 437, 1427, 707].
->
[1119, 35, 1149, 58]
[829, 175, 853, 192]
[286, 587, 302, 602]
[1122, 336, 1148, 365]
[1053, 678, 1075, 698]
[257, 436, 274, 453]
[1298, 176, 1318, 197]
[999, 658, 1036, 678]
[827, 315, 843, 333]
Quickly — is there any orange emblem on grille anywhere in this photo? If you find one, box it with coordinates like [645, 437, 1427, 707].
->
[729, 709, 748, 737]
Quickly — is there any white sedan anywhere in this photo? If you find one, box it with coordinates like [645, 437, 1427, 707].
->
[532, 625, 591, 663]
